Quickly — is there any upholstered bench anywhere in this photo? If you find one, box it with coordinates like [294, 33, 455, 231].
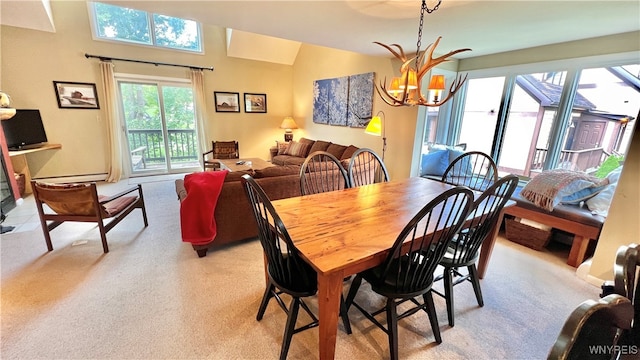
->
[504, 188, 605, 267]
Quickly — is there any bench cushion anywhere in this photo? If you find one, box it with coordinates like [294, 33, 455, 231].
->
[511, 187, 605, 228]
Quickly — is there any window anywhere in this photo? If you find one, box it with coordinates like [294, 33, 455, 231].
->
[90, 2, 202, 53]
[451, 62, 638, 181]
[116, 75, 201, 175]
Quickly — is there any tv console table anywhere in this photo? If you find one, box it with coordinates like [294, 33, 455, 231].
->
[9, 143, 62, 195]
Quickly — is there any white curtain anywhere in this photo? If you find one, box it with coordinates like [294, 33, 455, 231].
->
[100, 61, 123, 182]
[190, 69, 208, 167]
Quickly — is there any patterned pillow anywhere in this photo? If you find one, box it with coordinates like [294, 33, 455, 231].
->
[276, 141, 289, 155]
[284, 140, 311, 157]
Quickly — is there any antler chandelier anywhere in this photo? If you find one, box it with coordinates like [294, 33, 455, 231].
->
[375, 0, 471, 107]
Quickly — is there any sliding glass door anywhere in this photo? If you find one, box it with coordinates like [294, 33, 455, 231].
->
[117, 78, 200, 175]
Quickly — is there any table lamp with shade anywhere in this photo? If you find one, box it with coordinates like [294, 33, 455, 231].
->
[365, 111, 386, 160]
[280, 116, 298, 142]
[0, 91, 16, 120]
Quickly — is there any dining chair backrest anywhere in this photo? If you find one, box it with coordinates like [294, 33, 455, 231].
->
[442, 151, 499, 191]
[299, 151, 349, 195]
[202, 140, 239, 170]
[548, 294, 634, 360]
[602, 243, 640, 344]
[348, 148, 390, 187]
[241, 174, 316, 292]
[212, 140, 239, 159]
[377, 186, 474, 297]
[447, 174, 519, 265]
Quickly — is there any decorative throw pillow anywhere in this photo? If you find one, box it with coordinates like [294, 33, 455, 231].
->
[586, 183, 617, 217]
[559, 182, 608, 205]
[284, 140, 311, 157]
[276, 141, 289, 155]
[420, 150, 449, 176]
[298, 137, 315, 147]
[520, 169, 609, 211]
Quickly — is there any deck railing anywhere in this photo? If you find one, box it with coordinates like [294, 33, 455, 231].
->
[532, 147, 608, 172]
[127, 129, 198, 163]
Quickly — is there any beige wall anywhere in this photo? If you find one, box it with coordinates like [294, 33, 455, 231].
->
[291, 44, 418, 179]
[459, 31, 640, 71]
[1, 1, 293, 179]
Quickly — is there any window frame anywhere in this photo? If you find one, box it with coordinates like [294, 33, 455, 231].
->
[417, 52, 639, 178]
[87, 1, 203, 54]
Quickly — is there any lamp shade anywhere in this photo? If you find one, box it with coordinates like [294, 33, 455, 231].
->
[389, 77, 402, 95]
[364, 116, 382, 136]
[399, 69, 418, 90]
[280, 117, 298, 130]
[428, 75, 446, 90]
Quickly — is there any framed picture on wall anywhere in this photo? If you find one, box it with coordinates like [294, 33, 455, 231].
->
[214, 91, 241, 112]
[244, 93, 267, 113]
[53, 81, 100, 109]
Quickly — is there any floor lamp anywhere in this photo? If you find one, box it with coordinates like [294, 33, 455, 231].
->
[364, 111, 386, 160]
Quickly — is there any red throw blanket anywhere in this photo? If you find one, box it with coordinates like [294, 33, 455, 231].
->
[180, 170, 228, 245]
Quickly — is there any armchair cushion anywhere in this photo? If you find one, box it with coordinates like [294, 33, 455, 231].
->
[100, 195, 137, 217]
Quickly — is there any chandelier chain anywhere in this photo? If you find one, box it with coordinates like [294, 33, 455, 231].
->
[415, 0, 442, 67]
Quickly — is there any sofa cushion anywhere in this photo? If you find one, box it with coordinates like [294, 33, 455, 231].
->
[253, 165, 301, 178]
[284, 140, 311, 157]
[326, 143, 348, 159]
[341, 145, 359, 159]
[308, 140, 331, 154]
[223, 170, 254, 183]
[272, 155, 307, 166]
[298, 137, 315, 148]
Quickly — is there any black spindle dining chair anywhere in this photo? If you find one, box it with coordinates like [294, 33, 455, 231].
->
[432, 174, 519, 327]
[299, 151, 350, 195]
[345, 186, 474, 360]
[348, 148, 390, 187]
[240, 174, 352, 360]
[441, 151, 498, 191]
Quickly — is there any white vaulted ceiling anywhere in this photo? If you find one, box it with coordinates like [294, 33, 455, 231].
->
[2, 1, 639, 64]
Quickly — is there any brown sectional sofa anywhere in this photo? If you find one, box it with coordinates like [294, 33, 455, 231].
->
[272, 137, 359, 166]
[175, 138, 357, 257]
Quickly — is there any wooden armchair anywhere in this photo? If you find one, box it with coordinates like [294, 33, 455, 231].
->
[202, 140, 239, 170]
[32, 181, 148, 253]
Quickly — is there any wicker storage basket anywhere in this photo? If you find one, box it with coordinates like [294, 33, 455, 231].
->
[505, 218, 551, 251]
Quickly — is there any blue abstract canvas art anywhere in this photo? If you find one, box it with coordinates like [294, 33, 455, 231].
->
[313, 72, 374, 127]
[347, 72, 374, 128]
[313, 79, 330, 124]
[328, 76, 348, 126]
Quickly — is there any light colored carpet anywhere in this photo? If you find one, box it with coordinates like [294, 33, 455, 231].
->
[1, 177, 601, 359]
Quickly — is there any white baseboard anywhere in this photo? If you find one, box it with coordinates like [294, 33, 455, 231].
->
[576, 259, 606, 287]
[35, 173, 109, 183]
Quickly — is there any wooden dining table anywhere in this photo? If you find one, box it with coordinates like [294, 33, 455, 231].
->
[271, 176, 508, 360]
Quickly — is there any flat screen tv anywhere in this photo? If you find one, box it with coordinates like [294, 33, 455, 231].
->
[1, 109, 48, 150]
